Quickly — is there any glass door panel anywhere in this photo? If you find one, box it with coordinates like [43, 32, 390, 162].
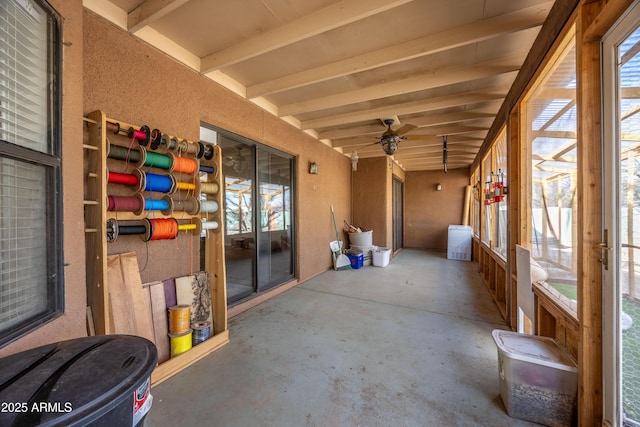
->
[257, 150, 294, 291]
[220, 138, 256, 304]
[603, 6, 640, 424]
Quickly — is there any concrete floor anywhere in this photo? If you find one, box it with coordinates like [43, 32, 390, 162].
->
[147, 249, 538, 426]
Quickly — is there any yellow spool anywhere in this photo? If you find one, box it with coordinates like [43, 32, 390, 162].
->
[169, 329, 193, 358]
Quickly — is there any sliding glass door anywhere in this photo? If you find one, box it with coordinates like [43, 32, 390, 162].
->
[201, 125, 295, 305]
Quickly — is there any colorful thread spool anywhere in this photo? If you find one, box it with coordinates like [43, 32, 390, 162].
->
[149, 128, 162, 150]
[107, 170, 139, 187]
[107, 143, 141, 163]
[191, 321, 211, 346]
[170, 155, 198, 174]
[168, 305, 191, 335]
[199, 182, 219, 195]
[137, 147, 173, 170]
[171, 196, 200, 215]
[169, 329, 192, 358]
[200, 200, 219, 213]
[201, 219, 219, 231]
[175, 180, 196, 192]
[139, 171, 175, 193]
[144, 217, 179, 241]
[144, 198, 171, 212]
[106, 218, 147, 242]
[199, 164, 215, 174]
[162, 134, 178, 151]
[107, 194, 144, 215]
[178, 223, 197, 232]
[130, 125, 150, 146]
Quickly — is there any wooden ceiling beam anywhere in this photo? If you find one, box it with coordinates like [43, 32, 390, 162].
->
[333, 134, 482, 149]
[247, 2, 553, 98]
[300, 91, 507, 129]
[128, 0, 190, 33]
[199, 0, 414, 73]
[279, 65, 520, 116]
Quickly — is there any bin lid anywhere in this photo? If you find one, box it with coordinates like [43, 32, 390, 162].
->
[492, 330, 577, 372]
[0, 335, 157, 426]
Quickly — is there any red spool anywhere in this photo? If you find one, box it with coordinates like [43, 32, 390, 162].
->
[107, 171, 139, 186]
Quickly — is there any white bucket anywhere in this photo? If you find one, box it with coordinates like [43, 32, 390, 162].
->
[372, 247, 391, 267]
[348, 230, 373, 246]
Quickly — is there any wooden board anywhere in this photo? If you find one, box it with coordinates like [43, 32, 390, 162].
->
[107, 253, 155, 343]
[148, 281, 170, 363]
[175, 272, 213, 325]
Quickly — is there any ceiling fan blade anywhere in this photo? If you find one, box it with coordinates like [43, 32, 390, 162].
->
[395, 123, 417, 136]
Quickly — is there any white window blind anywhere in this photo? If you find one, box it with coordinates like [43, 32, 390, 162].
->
[0, 0, 49, 154]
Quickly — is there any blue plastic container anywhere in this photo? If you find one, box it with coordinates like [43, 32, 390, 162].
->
[347, 252, 364, 269]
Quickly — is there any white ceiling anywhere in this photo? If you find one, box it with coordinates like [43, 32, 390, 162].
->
[84, 0, 554, 171]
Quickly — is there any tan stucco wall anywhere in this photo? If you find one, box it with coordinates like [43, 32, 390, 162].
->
[404, 168, 470, 251]
[0, 0, 88, 358]
[352, 157, 391, 248]
[82, 10, 351, 284]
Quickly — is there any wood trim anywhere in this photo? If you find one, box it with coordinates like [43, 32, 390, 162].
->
[584, 0, 635, 41]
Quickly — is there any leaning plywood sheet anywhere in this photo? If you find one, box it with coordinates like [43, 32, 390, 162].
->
[107, 252, 155, 343]
[148, 281, 170, 363]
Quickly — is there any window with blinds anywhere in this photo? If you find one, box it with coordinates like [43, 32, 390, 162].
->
[0, 0, 62, 345]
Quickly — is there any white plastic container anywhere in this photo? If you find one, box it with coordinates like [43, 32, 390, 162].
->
[348, 230, 373, 247]
[492, 330, 577, 427]
[372, 247, 391, 267]
[350, 244, 377, 266]
[447, 225, 472, 261]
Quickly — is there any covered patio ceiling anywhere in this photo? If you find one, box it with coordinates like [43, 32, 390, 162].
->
[84, 0, 554, 171]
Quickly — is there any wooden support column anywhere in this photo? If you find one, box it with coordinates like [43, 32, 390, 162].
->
[576, 1, 604, 425]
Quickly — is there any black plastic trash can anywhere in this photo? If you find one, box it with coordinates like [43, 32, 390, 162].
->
[0, 335, 157, 427]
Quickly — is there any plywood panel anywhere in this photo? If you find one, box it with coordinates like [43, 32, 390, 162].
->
[107, 253, 155, 343]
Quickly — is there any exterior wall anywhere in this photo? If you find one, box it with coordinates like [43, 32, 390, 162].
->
[352, 157, 391, 248]
[0, 0, 88, 357]
[82, 10, 351, 284]
[404, 168, 470, 251]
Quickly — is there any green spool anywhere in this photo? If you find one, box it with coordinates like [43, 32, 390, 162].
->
[108, 144, 141, 163]
[144, 151, 173, 170]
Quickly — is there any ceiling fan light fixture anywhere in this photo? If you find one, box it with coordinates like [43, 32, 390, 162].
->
[381, 134, 400, 155]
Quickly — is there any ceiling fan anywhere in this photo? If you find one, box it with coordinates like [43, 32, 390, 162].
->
[375, 119, 417, 155]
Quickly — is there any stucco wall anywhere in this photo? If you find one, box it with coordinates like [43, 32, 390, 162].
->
[352, 157, 391, 248]
[404, 168, 470, 251]
[82, 10, 351, 284]
[0, 0, 88, 357]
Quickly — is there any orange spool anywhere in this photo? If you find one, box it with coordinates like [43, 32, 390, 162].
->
[168, 305, 191, 334]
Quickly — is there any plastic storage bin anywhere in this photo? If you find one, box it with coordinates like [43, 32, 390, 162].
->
[492, 330, 577, 427]
[372, 247, 391, 267]
[346, 249, 364, 269]
[348, 230, 373, 247]
[351, 244, 377, 266]
[447, 225, 472, 261]
[0, 335, 157, 427]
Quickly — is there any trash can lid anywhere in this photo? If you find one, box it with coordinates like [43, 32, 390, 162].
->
[0, 335, 157, 426]
[492, 329, 577, 372]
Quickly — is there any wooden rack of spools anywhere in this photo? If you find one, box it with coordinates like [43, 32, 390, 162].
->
[83, 110, 228, 385]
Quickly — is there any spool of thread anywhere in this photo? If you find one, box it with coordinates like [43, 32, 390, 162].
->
[169, 329, 193, 358]
[168, 305, 191, 334]
[171, 197, 200, 215]
[178, 223, 197, 232]
[191, 321, 211, 346]
[138, 147, 173, 170]
[144, 198, 171, 212]
[200, 182, 219, 195]
[106, 219, 148, 242]
[144, 217, 179, 241]
[178, 140, 199, 155]
[107, 170, 139, 187]
[131, 125, 150, 146]
[199, 164, 215, 174]
[162, 134, 178, 151]
[106, 121, 129, 136]
[203, 143, 214, 160]
[140, 172, 174, 193]
[170, 155, 198, 174]
[200, 200, 219, 213]
[175, 180, 196, 192]
[201, 219, 219, 231]
[150, 128, 162, 150]
[108, 143, 141, 163]
[107, 194, 144, 215]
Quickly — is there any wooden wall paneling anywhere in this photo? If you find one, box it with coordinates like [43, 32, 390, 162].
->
[508, 106, 521, 329]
